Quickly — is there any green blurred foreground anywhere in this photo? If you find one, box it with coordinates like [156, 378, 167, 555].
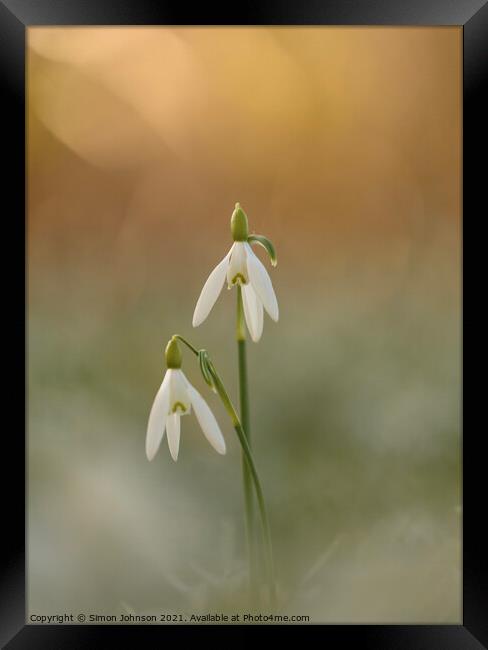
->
[28, 269, 460, 622]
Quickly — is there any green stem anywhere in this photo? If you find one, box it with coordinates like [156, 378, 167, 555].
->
[236, 287, 258, 602]
[172, 333, 276, 605]
[172, 335, 199, 356]
[208, 361, 277, 607]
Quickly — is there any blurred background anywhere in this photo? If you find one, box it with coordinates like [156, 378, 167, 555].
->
[27, 27, 461, 623]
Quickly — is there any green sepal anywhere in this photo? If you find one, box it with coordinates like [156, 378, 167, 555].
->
[247, 234, 278, 266]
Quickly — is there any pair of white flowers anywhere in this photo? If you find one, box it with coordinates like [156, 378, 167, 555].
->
[146, 204, 279, 462]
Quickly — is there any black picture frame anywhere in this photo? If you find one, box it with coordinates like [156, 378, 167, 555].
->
[2, 0, 482, 646]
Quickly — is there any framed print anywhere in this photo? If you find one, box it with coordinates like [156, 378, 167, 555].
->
[1, 0, 484, 646]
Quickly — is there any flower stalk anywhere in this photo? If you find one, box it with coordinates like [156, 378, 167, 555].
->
[208, 354, 276, 607]
[173, 334, 276, 605]
[237, 285, 258, 600]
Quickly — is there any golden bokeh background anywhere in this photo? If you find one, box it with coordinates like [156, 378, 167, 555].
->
[28, 27, 461, 622]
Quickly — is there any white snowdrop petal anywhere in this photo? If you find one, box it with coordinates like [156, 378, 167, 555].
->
[242, 283, 263, 342]
[169, 369, 192, 412]
[245, 243, 279, 322]
[252, 289, 264, 341]
[188, 385, 226, 455]
[227, 241, 248, 286]
[192, 250, 231, 327]
[177, 369, 192, 389]
[166, 412, 181, 461]
[145, 371, 171, 461]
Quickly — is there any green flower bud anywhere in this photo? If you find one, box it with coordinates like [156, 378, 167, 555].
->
[165, 337, 182, 369]
[231, 203, 249, 241]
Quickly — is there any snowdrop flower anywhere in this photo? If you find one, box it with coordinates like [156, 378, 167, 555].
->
[146, 338, 226, 462]
[192, 203, 278, 342]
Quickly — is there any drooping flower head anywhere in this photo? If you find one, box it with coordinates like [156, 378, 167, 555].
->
[192, 203, 278, 342]
[146, 338, 226, 462]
